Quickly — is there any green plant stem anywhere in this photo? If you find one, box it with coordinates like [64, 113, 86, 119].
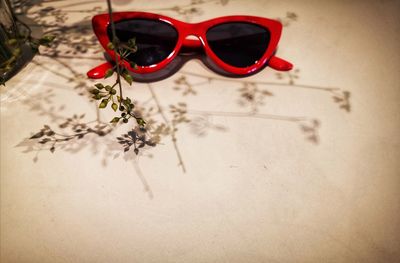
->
[106, 0, 123, 105]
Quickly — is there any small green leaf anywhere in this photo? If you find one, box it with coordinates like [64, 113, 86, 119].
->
[95, 83, 104, 89]
[94, 94, 102, 100]
[7, 39, 17, 46]
[128, 37, 136, 47]
[38, 34, 56, 47]
[129, 61, 138, 69]
[105, 85, 112, 91]
[110, 117, 120, 123]
[99, 99, 108, 108]
[30, 42, 39, 53]
[12, 48, 21, 56]
[107, 42, 114, 50]
[122, 73, 133, 85]
[136, 118, 146, 127]
[111, 103, 118, 112]
[110, 89, 117, 95]
[104, 69, 114, 78]
[41, 34, 56, 42]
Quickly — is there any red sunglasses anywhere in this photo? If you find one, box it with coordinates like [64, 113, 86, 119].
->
[87, 12, 293, 79]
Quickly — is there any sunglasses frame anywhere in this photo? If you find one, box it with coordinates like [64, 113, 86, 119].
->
[89, 11, 292, 78]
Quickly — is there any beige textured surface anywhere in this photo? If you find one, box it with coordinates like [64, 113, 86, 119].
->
[1, 0, 399, 262]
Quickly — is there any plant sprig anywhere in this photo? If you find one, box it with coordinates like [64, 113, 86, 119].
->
[91, 36, 145, 127]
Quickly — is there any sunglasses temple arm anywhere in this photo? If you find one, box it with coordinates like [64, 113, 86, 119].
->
[87, 61, 114, 79]
[268, 56, 293, 71]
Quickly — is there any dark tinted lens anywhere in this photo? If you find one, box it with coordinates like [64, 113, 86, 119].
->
[107, 19, 178, 66]
[206, 22, 270, 68]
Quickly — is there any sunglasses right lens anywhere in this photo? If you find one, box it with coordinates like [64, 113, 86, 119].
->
[206, 22, 270, 68]
[108, 19, 178, 66]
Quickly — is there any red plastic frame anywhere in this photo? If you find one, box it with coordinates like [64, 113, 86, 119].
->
[87, 12, 293, 79]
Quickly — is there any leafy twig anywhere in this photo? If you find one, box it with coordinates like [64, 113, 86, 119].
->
[89, 0, 146, 129]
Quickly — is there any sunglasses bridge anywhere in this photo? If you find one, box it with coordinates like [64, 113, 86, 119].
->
[180, 35, 204, 54]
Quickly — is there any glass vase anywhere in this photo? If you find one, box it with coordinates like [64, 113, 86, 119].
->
[0, 0, 33, 84]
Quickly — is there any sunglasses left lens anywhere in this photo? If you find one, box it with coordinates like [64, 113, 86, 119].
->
[107, 19, 178, 66]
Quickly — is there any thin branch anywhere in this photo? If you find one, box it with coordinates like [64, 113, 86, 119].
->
[106, 0, 123, 103]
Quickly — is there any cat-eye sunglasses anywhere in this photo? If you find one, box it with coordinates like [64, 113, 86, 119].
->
[87, 12, 293, 79]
